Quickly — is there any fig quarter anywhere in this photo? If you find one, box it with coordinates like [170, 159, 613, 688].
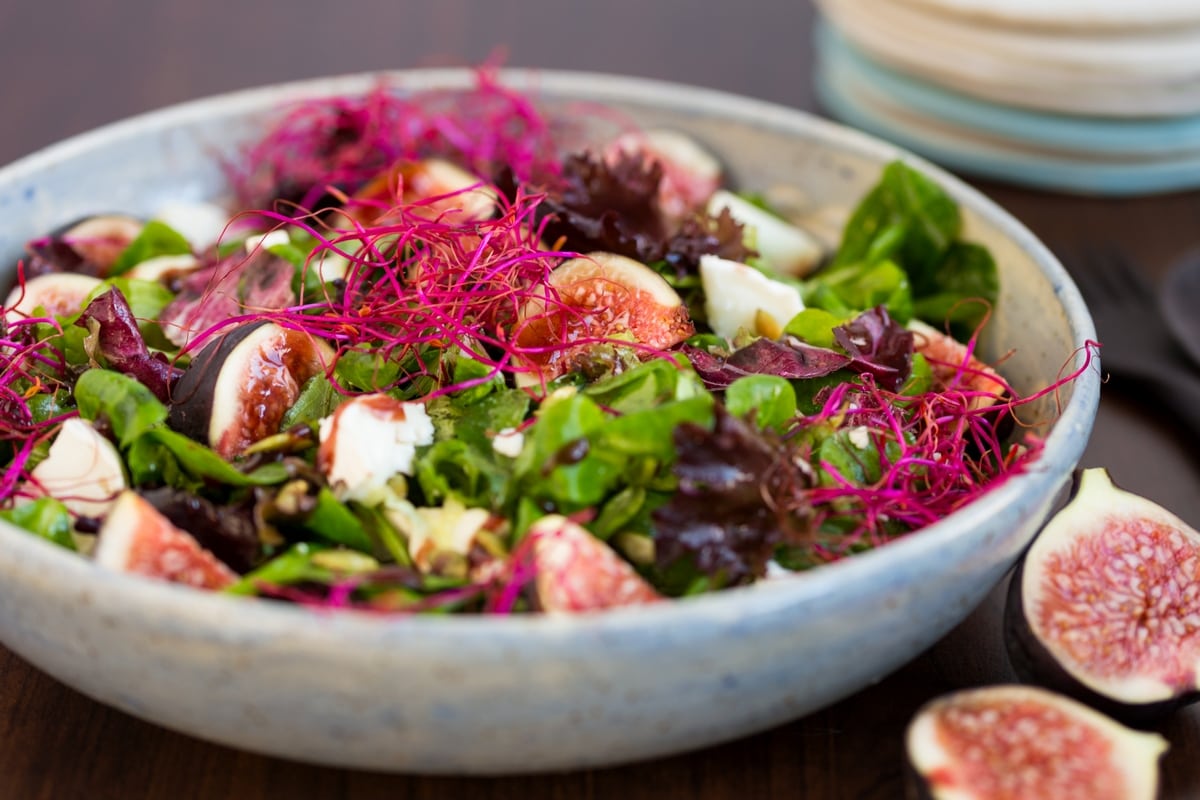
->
[168, 322, 332, 459]
[1005, 467, 1200, 725]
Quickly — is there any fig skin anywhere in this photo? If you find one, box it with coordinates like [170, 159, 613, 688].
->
[168, 322, 332, 459]
[905, 684, 1167, 800]
[1004, 467, 1200, 727]
[168, 323, 263, 444]
[22, 214, 143, 280]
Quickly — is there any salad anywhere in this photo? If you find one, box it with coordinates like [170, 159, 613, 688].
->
[0, 72, 1082, 614]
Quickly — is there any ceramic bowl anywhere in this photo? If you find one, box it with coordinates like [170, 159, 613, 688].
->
[0, 69, 1099, 773]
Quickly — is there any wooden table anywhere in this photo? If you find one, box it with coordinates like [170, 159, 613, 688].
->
[2, 1, 1198, 796]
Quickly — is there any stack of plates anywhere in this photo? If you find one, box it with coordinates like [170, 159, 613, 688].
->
[813, 0, 1200, 195]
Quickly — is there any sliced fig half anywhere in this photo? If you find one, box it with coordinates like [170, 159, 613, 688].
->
[94, 490, 237, 590]
[909, 320, 1008, 411]
[168, 322, 333, 459]
[1006, 467, 1200, 724]
[906, 685, 1167, 800]
[3, 272, 102, 324]
[24, 214, 143, 278]
[345, 157, 496, 225]
[528, 515, 661, 613]
[514, 251, 694, 385]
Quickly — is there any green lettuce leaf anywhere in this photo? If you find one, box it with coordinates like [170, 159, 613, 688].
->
[0, 497, 75, 551]
[108, 220, 193, 276]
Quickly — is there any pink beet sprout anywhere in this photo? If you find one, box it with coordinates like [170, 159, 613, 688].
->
[795, 341, 1098, 561]
[0, 280, 81, 506]
[230, 67, 566, 214]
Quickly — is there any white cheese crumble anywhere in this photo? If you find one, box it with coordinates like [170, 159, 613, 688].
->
[407, 501, 491, 573]
[699, 254, 804, 342]
[125, 254, 200, 283]
[492, 427, 525, 458]
[317, 395, 434, 505]
[245, 229, 291, 254]
[29, 418, 126, 518]
[153, 201, 231, 251]
[847, 426, 872, 451]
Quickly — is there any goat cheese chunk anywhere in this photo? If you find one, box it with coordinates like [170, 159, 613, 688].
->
[492, 427, 525, 458]
[29, 418, 127, 518]
[707, 190, 822, 277]
[153, 201, 231, 251]
[699, 254, 804, 342]
[317, 394, 434, 505]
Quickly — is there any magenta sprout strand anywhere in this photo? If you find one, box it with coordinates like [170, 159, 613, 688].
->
[797, 342, 1098, 561]
[230, 68, 567, 213]
[223, 186, 625, 399]
[484, 534, 540, 614]
[0, 293, 83, 506]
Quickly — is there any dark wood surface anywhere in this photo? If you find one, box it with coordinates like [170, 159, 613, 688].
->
[2, 1, 1198, 797]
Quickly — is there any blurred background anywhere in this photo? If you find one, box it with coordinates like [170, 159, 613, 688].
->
[0, 0, 816, 166]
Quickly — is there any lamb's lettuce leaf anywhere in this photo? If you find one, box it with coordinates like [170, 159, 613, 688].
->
[725, 375, 796, 432]
[0, 497, 75, 551]
[832, 161, 960, 273]
[813, 161, 997, 337]
[109, 220, 193, 276]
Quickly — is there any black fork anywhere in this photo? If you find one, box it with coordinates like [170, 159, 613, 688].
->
[1065, 248, 1200, 441]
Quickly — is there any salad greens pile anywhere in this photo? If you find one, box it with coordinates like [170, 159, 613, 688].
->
[0, 74, 1049, 615]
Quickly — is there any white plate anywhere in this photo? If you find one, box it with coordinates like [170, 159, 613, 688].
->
[817, 49, 1200, 195]
[818, 25, 1200, 160]
[897, 0, 1200, 31]
[817, 0, 1200, 116]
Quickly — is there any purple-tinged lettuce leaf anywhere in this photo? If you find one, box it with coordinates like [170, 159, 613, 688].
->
[684, 307, 914, 393]
[536, 152, 667, 263]
[832, 306, 914, 392]
[661, 208, 755, 279]
[652, 406, 812, 586]
[141, 487, 261, 573]
[76, 289, 181, 403]
[683, 337, 851, 390]
[500, 153, 752, 275]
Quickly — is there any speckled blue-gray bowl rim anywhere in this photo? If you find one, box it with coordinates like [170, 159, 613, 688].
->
[0, 68, 1100, 766]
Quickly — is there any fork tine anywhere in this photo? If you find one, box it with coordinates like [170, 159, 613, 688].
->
[1085, 249, 1123, 302]
[1058, 247, 1110, 306]
[1106, 249, 1156, 302]
[1060, 246, 1154, 311]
